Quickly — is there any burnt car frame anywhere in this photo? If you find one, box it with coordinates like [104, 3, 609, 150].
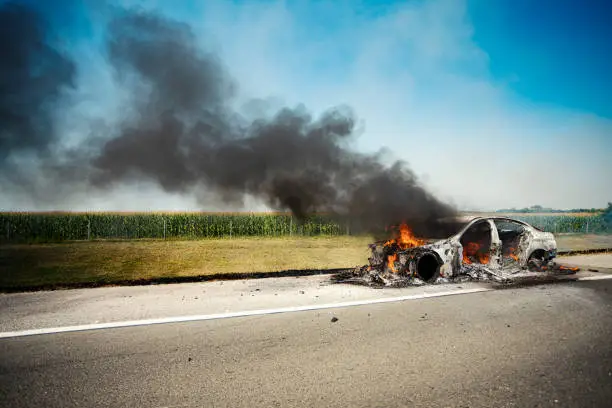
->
[368, 216, 558, 284]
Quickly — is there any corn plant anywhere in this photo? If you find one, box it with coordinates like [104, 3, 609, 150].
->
[1, 212, 609, 244]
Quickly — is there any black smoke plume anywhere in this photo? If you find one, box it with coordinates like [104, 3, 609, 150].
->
[1, 3, 461, 238]
[0, 1, 75, 164]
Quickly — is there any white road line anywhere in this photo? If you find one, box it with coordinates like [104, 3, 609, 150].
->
[0, 287, 491, 339]
[2, 275, 610, 339]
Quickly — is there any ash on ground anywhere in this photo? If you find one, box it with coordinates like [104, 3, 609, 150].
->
[332, 261, 580, 288]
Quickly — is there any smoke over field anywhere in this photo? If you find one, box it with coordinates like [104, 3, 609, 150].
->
[0, 1, 459, 237]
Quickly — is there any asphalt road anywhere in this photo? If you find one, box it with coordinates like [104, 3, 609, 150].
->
[0, 255, 606, 334]
[2, 278, 612, 408]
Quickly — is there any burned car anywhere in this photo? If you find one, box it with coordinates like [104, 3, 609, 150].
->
[340, 217, 572, 286]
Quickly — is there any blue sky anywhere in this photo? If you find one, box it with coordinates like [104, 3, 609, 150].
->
[468, 0, 612, 118]
[3, 0, 611, 211]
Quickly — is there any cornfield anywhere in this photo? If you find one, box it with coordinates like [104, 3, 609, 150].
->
[0, 212, 609, 244]
[0, 212, 348, 243]
[512, 215, 609, 234]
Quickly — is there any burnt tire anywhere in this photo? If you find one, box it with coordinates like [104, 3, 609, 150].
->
[416, 253, 440, 282]
[527, 250, 547, 271]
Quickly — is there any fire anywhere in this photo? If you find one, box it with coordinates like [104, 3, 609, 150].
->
[508, 247, 519, 262]
[383, 223, 425, 272]
[501, 246, 519, 262]
[559, 265, 580, 272]
[384, 223, 425, 250]
[462, 241, 489, 264]
[387, 253, 398, 273]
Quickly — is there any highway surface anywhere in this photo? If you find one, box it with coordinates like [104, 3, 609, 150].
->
[1, 255, 612, 407]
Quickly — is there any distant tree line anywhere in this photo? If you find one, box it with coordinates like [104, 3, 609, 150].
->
[495, 205, 605, 214]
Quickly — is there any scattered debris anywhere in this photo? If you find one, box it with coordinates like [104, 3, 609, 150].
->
[331, 317, 338, 323]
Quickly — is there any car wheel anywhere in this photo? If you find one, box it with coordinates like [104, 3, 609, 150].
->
[527, 250, 547, 271]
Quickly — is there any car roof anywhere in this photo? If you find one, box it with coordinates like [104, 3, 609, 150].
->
[463, 216, 542, 231]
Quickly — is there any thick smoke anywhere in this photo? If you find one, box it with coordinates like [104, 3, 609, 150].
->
[1, 3, 460, 238]
[0, 2, 76, 164]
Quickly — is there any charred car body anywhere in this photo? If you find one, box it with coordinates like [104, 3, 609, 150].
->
[346, 217, 566, 286]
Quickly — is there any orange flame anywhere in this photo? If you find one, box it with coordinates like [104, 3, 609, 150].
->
[383, 223, 425, 272]
[462, 241, 489, 264]
[508, 247, 519, 261]
[559, 265, 580, 272]
[384, 223, 425, 250]
[387, 253, 398, 273]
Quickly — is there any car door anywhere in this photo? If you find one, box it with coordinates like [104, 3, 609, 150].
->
[485, 219, 502, 271]
[493, 219, 532, 266]
[456, 218, 502, 271]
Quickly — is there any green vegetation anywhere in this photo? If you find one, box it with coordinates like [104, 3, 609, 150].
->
[0, 212, 348, 244]
[495, 205, 604, 214]
[512, 214, 609, 234]
[603, 203, 612, 228]
[1, 208, 610, 291]
[0, 211, 611, 244]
